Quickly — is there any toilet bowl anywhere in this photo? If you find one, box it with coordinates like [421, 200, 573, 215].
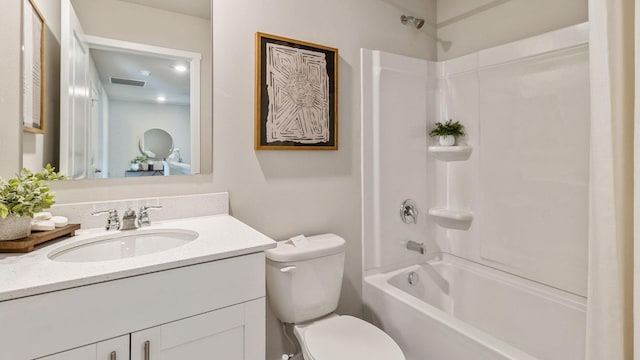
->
[265, 234, 405, 360]
[294, 314, 404, 360]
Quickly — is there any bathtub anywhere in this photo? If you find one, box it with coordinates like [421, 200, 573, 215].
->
[363, 254, 586, 360]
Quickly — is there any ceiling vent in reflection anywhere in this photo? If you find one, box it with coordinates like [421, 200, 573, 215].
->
[109, 77, 147, 87]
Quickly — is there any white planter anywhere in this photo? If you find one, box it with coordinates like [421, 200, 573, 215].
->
[130, 163, 140, 171]
[0, 215, 32, 241]
[439, 135, 456, 146]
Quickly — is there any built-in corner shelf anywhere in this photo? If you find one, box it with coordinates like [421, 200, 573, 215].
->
[428, 145, 472, 162]
[428, 207, 473, 230]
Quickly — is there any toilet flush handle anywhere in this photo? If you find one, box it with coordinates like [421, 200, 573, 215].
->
[280, 265, 297, 273]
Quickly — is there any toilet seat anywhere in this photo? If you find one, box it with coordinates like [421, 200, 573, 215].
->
[295, 315, 405, 360]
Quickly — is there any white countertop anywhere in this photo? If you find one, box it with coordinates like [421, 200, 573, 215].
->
[0, 215, 276, 302]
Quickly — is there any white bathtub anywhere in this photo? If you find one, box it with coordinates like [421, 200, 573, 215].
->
[363, 254, 586, 360]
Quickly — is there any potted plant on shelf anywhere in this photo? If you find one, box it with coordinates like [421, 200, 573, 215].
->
[0, 165, 66, 240]
[429, 119, 466, 146]
[130, 155, 148, 171]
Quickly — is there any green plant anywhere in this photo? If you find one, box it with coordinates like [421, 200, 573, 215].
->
[0, 165, 66, 219]
[131, 155, 148, 164]
[428, 119, 466, 138]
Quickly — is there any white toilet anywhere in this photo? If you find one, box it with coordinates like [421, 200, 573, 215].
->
[265, 233, 405, 360]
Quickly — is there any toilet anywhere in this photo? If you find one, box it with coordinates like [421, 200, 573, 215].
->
[265, 233, 405, 360]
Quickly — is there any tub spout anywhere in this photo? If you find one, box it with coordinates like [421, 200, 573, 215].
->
[406, 240, 425, 255]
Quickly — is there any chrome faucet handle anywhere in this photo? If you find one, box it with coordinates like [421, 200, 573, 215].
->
[138, 205, 162, 226]
[400, 199, 419, 224]
[120, 208, 140, 231]
[92, 209, 120, 231]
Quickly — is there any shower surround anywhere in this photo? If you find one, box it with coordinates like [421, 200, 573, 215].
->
[361, 23, 590, 359]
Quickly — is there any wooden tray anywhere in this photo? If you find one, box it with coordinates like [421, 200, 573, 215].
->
[0, 224, 81, 253]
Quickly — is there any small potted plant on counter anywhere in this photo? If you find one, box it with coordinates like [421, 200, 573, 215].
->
[429, 119, 466, 146]
[0, 165, 66, 240]
[130, 155, 148, 171]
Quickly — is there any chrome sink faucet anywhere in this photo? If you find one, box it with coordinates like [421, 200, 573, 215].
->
[120, 208, 140, 230]
[138, 205, 163, 226]
[91, 209, 120, 231]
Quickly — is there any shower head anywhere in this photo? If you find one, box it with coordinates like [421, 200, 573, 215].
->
[401, 15, 425, 29]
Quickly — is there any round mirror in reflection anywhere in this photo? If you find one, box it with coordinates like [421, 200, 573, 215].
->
[139, 128, 174, 160]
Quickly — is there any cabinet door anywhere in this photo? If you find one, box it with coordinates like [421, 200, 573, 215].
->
[38, 335, 129, 360]
[131, 298, 265, 360]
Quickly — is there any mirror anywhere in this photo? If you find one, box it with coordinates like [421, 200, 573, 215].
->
[20, 0, 211, 180]
[139, 129, 174, 160]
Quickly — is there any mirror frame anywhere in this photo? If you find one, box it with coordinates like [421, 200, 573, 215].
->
[60, 35, 202, 177]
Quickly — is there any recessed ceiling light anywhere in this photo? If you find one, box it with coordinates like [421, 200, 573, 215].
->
[140, 70, 151, 76]
[172, 64, 188, 73]
[156, 96, 166, 103]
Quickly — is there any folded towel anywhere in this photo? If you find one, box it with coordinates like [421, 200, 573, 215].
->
[31, 220, 55, 231]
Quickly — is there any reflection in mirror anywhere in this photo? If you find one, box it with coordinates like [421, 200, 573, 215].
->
[140, 128, 174, 160]
[62, 35, 200, 179]
[20, 0, 211, 180]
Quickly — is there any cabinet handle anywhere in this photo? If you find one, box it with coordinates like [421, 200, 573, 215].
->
[110, 351, 116, 360]
[144, 340, 150, 360]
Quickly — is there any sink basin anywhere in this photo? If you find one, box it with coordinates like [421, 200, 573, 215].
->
[49, 229, 199, 263]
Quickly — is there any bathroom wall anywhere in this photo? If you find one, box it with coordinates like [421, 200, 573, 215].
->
[212, 1, 436, 358]
[108, 101, 190, 177]
[436, 0, 588, 60]
[436, 25, 590, 296]
[362, 50, 438, 272]
[0, 1, 33, 178]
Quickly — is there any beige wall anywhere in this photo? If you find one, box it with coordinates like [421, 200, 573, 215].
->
[212, 0, 435, 358]
[0, 0, 23, 178]
[437, 0, 588, 60]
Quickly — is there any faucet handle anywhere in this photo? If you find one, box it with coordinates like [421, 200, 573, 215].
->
[400, 199, 419, 224]
[91, 209, 120, 231]
[138, 205, 162, 226]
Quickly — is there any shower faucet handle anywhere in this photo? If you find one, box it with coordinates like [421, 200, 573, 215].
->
[400, 199, 419, 224]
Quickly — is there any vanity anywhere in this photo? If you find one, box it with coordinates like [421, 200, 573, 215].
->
[0, 212, 275, 360]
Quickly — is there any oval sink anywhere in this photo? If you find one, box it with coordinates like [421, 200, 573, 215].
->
[49, 229, 199, 263]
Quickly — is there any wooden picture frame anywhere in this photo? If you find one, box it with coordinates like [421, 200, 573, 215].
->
[255, 33, 338, 150]
[22, 0, 46, 134]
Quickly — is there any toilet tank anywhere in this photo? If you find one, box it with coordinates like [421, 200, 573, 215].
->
[265, 234, 346, 324]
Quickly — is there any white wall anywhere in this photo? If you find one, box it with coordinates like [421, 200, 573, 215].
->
[436, 26, 590, 296]
[362, 50, 438, 272]
[108, 101, 190, 177]
[436, 0, 588, 60]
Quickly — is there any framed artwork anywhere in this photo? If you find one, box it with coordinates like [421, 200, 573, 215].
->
[22, 0, 46, 134]
[255, 33, 338, 150]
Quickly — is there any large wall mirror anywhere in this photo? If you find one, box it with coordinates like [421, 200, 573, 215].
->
[21, 0, 211, 180]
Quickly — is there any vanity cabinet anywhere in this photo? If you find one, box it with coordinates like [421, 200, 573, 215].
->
[38, 299, 262, 360]
[131, 299, 263, 360]
[0, 253, 267, 360]
[39, 336, 129, 360]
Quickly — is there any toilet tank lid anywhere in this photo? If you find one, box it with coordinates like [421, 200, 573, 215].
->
[265, 233, 345, 262]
